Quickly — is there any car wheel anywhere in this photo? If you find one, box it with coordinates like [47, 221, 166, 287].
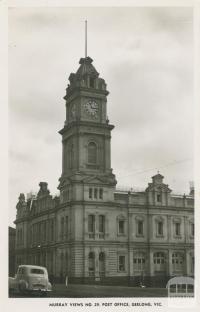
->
[18, 283, 27, 295]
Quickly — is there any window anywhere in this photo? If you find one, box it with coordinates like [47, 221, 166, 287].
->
[191, 256, 194, 274]
[89, 77, 95, 88]
[133, 253, 146, 271]
[30, 268, 45, 275]
[172, 253, 184, 272]
[153, 252, 166, 271]
[88, 142, 97, 164]
[157, 194, 161, 202]
[118, 220, 125, 234]
[99, 252, 105, 276]
[88, 252, 95, 276]
[157, 221, 163, 236]
[94, 188, 98, 199]
[88, 215, 95, 233]
[99, 215, 105, 233]
[175, 222, 181, 236]
[137, 221, 144, 236]
[99, 188, 103, 199]
[118, 255, 125, 272]
[89, 188, 93, 199]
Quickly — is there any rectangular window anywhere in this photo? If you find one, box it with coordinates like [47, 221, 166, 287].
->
[89, 77, 95, 88]
[118, 255, 125, 272]
[89, 188, 93, 199]
[157, 222, 163, 235]
[99, 215, 105, 233]
[88, 215, 95, 233]
[99, 188, 103, 199]
[137, 221, 144, 235]
[175, 223, 181, 236]
[94, 188, 98, 199]
[157, 194, 161, 202]
[118, 220, 125, 234]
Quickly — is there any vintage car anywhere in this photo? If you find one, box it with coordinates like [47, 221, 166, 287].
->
[9, 265, 52, 295]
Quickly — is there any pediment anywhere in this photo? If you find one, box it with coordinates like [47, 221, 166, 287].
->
[146, 183, 171, 193]
[82, 175, 106, 184]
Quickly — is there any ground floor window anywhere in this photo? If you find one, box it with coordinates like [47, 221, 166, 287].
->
[172, 252, 184, 272]
[153, 252, 166, 272]
[133, 253, 146, 272]
[99, 252, 106, 277]
[88, 252, 95, 277]
[118, 255, 126, 272]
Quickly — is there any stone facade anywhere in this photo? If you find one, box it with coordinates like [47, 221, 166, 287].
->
[9, 226, 16, 277]
[14, 56, 194, 286]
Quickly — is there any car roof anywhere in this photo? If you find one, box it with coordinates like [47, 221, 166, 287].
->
[18, 265, 47, 270]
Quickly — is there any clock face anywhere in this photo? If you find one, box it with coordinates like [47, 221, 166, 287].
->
[84, 100, 98, 118]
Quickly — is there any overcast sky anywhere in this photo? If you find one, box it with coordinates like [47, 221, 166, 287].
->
[9, 7, 194, 226]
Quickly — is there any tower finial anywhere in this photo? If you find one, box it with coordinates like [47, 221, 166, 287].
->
[85, 20, 87, 58]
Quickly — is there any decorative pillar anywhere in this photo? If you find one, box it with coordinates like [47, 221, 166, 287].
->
[129, 249, 133, 278]
[149, 250, 154, 276]
[95, 249, 100, 280]
[168, 249, 173, 277]
[185, 250, 190, 275]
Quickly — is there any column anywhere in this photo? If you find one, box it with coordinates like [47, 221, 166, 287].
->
[149, 250, 154, 276]
[168, 250, 173, 277]
[129, 249, 133, 277]
[95, 249, 100, 280]
[95, 212, 98, 239]
[185, 250, 191, 276]
[105, 249, 109, 276]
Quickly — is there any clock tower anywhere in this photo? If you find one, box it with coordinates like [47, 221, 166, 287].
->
[58, 56, 117, 203]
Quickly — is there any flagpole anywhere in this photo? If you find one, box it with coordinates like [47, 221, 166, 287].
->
[85, 20, 87, 58]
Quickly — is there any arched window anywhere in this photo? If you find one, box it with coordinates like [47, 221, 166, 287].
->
[88, 142, 97, 164]
[88, 252, 95, 276]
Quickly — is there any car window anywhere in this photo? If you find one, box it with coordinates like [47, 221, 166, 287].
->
[18, 267, 26, 274]
[30, 268, 45, 275]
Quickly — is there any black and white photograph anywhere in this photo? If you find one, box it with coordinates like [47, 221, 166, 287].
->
[2, 1, 199, 310]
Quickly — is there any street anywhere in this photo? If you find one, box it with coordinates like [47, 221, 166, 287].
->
[9, 283, 168, 298]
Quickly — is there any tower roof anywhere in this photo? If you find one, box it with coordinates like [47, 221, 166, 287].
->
[75, 57, 99, 78]
[65, 56, 108, 99]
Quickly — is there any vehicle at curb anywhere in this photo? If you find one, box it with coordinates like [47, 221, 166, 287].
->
[166, 276, 194, 298]
[9, 265, 52, 296]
